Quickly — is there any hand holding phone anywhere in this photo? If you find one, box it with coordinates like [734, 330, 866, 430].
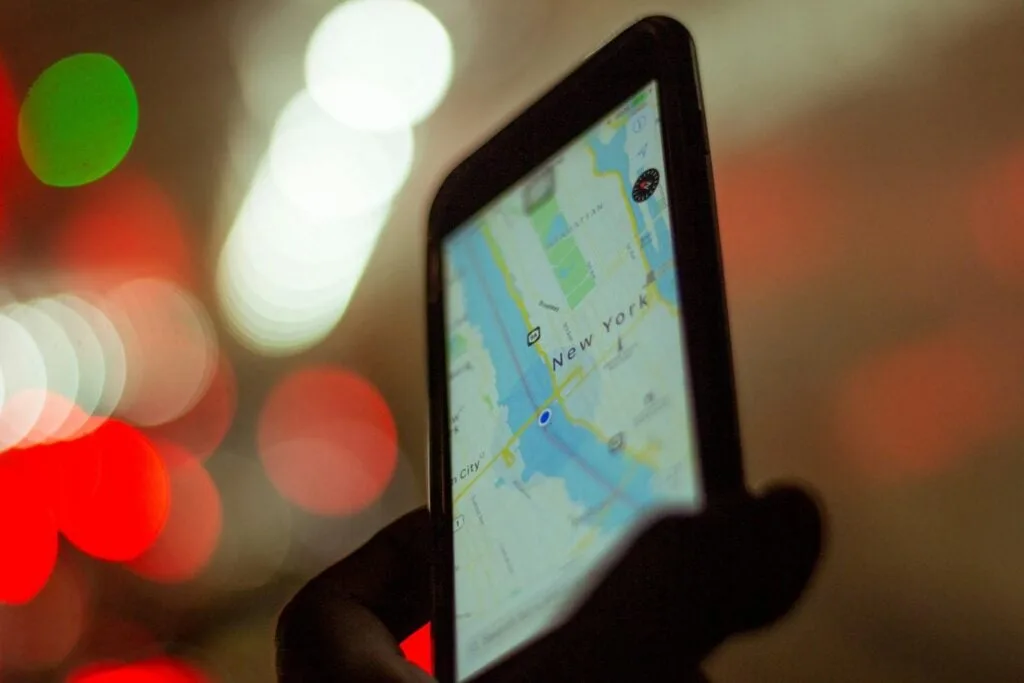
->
[275, 487, 822, 682]
[426, 15, 770, 681]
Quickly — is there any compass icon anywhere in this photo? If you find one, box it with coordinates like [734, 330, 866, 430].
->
[631, 168, 660, 203]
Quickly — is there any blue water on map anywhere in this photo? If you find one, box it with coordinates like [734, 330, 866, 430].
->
[589, 124, 680, 308]
[446, 225, 653, 530]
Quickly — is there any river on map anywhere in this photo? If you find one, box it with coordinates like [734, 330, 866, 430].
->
[446, 224, 654, 532]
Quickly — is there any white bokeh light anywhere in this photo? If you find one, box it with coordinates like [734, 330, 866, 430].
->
[0, 309, 48, 451]
[305, 0, 454, 132]
[104, 280, 218, 427]
[7, 301, 80, 446]
[59, 294, 126, 421]
[268, 90, 414, 220]
[217, 164, 387, 356]
[35, 297, 107, 440]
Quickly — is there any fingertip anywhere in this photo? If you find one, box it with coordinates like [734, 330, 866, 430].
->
[756, 484, 826, 560]
[735, 483, 826, 630]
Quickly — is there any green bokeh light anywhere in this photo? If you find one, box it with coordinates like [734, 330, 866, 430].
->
[19, 53, 139, 188]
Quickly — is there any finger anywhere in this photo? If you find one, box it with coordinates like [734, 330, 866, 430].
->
[276, 506, 435, 683]
[708, 485, 825, 632]
[486, 485, 823, 681]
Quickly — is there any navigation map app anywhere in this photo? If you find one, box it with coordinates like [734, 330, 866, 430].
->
[442, 82, 703, 680]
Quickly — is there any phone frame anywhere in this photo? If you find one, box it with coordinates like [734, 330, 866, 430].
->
[425, 15, 745, 682]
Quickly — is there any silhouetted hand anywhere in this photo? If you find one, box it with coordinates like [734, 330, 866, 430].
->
[276, 485, 824, 682]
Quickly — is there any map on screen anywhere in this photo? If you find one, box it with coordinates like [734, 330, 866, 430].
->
[442, 81, 703, 680]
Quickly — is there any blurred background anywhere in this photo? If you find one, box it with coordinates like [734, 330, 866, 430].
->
[0, 0, 1022, 680]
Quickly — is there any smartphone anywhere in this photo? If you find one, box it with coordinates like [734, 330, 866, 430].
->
[425, 16, 745, 682]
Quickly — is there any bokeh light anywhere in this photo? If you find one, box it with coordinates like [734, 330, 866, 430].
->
[35, 297, 110, 439]
[836, 328, 1013, 481]
[0, 560, 87, 670]
[127, 441, 222, 583]
[0, 308, 49, 450]
[58, 420, 170, 562]
[400, 622, 433, 676]
[67, 657, 210, 683]
[0, 464, 58, 605]
[306, 0, 454, 131]
[7, 302, 80, 445]
[217, 165, 386, 355]
[715, 148, 835, 302]
[104, 279, 218, 427]
[0, 58, 16, 175]
[145, 354, 237, 461]
[268, 91, 414, 220]
[971, 145, 1024, 287]
[288, 449, 420, 575]
[18, 54, 139, 188]
[59, 294, 127, 420]
[258, 367, 397, 516]
[0, 57, 18, 250]
[55, 172, 195, 288]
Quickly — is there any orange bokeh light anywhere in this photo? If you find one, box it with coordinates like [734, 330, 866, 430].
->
[715, 147, 835, 302]
[54, 171, 195, 288]
[0, 560, 87, 670]
[401, 622, 433, 676]
[0, 464, 58, 605]
[68, 657, 210, 683]
[836, 327, 1017, 481]
[971, 145, 1024, 287]
[145, 355, 237, 461]
[57, 420, 171, 561]
[127, 441, 222, 583]
[258, 367, 398, 516]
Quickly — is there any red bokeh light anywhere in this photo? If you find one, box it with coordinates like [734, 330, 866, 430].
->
[715, 147, 835, 302]
[0, 463, 58, 605]
[0, 58, 16, 170]
[0, 439, 58, 510]
[54, 171, 195, 288]
[0, 57, 17, 251]
[401, 622, 433, 676]
[57, 420, 171, 561]
[145, 355, 237, 461]
[258, 367, 398, 516]
[971, 145, 1024, 287]
[127, 441, 222, 583]
[0, 560, 87, 670]
[68, 657, 210, 683]
[836, 328, 1016, 481]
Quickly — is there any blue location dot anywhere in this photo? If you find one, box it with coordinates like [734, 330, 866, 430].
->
[538, 409, 552, 427]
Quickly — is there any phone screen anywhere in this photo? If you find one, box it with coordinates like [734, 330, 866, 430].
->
[441, 81, 704, 680]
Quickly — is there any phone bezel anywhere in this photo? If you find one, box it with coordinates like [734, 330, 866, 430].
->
[425, 15, 745, 681]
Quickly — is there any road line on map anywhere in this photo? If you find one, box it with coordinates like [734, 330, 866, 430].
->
[461, 230, 638, 509]
[453, 309, 653, 504]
